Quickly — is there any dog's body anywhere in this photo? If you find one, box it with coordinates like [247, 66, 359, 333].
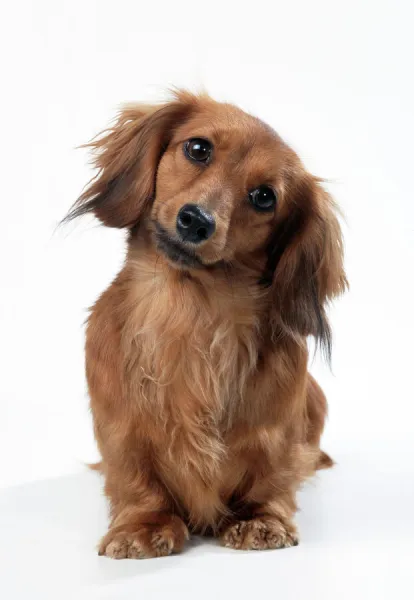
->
[67, 91, 346, 558]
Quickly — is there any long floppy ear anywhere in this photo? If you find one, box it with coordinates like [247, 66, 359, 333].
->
[267, 174, 348, 358]
[64, 92, 197, 228]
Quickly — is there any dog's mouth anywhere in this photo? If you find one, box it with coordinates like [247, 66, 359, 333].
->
[154, 224, 204, 269]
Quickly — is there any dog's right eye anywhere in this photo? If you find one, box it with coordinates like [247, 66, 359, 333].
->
[184, 138, 212, 164]
[249, 185, 277, 212]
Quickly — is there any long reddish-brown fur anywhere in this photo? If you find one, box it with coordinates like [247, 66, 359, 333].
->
[65, 91, 347, 558]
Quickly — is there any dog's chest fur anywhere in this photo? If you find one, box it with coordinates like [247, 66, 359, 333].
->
[123, 257, 261, 420]
[119, 256, 264, 519]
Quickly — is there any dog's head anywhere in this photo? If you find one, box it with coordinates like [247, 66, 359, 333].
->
[66, 91, 347, 353]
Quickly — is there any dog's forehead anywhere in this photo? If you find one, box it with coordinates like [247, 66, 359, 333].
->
[173, 102, 286, 156]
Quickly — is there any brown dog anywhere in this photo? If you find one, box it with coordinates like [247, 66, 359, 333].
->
[66, 90, 347, 559]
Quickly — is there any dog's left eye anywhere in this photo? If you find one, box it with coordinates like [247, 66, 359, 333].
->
[249, 185, 277, 212]
[184, 138, 212, 164]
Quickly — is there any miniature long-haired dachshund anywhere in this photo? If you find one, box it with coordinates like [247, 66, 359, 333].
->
[65, 90, 347, 559]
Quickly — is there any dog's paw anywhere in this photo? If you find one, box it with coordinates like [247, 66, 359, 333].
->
[98, 515, 189, 559]
[221, 517, 299, 551]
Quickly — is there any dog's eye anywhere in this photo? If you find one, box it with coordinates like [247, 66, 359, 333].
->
[248, 185, 277, 212]
[184, 138, 212, 164]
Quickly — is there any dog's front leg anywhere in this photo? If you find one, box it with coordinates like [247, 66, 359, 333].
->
[220, 493, 299, 551]
[97, 463, 189, 560]
[218, 437, 301, 551]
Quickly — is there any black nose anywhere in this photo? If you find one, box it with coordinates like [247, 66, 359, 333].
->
[176, 204, 216, 244]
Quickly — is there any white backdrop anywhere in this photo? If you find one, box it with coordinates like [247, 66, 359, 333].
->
[1, 0, 413, 491]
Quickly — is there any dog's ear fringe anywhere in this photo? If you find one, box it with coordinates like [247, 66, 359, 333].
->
[60, 172, 124, 225]
[267, 175, 347, 365]
[310, 281, 333, 365]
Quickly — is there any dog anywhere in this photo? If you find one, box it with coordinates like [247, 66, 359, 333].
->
[65, 90, 347, 559]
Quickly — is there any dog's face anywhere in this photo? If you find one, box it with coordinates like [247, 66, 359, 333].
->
[67, 91, 347, 350]
[151, 104, 294, 269]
